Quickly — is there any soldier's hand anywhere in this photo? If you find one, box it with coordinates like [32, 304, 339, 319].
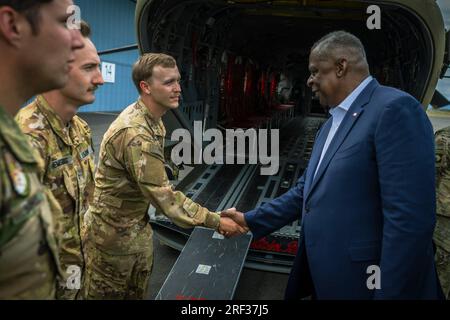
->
[219, 208, 249, 237]
[219, 215, 248, 238]
[221, 208, 248, 228]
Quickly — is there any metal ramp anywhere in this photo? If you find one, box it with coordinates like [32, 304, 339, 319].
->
[156, 227, 252, 300]
[150, 116, 326, 272]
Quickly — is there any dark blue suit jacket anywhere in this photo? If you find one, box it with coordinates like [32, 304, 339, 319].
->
[245, 79, 443, 299]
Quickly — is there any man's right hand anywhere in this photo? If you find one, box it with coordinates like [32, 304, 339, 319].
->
[220, 208, 249, 237]
[218, 216, 247, 238]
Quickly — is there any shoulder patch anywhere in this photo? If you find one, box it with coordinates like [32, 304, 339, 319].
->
[4, 151, 29, 196]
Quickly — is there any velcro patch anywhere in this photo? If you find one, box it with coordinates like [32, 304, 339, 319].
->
[51, 156, 73, 169]
[142, 142, 164, 161]
[80, 147, 94, 160]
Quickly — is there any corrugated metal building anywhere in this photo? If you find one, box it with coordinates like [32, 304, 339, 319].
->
[76, 0, 139, 112]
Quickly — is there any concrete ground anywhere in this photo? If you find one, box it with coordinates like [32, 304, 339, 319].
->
[79, 111, 450, 300]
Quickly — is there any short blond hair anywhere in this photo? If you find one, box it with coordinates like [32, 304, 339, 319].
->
[132, 53, 177, 93]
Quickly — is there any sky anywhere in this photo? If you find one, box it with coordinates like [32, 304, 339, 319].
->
[436, 0, 450, 100]
[437, 0, 450, 26]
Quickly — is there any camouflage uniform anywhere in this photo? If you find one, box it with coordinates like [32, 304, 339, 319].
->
[0, 105, 61, 299]
[435, 127, 450, 299]
[15, 95, 95, 300]
[81, 99, 220, 300]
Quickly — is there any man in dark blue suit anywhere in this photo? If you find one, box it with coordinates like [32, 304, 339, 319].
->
[223, 31, 443, 299]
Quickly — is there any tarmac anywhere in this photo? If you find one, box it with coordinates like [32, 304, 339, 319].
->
[78, 110, 450, 300]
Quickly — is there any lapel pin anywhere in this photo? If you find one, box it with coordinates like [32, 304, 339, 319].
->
[353, 113, 358, 117]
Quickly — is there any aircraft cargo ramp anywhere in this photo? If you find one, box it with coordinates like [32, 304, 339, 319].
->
[150, 116, 326, 273]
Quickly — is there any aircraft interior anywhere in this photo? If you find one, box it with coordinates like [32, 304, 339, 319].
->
[138, 0, 438, 272]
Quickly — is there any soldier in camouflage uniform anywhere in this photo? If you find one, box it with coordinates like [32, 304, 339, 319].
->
[81, 53, 246, 300]
[0, 107, 62, 299]
[0, 0, 84, 299]
[15, 21, 103, 300]
[434, 127, 450, 299]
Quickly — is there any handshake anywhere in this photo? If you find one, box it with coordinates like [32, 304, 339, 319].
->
[218, 208, 249, 238]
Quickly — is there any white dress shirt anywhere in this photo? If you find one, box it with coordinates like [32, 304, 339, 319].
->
[313, 76, 373, 179]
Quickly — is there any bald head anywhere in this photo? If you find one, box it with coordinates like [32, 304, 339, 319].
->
[311, 31, 369, 74]
[307, 31, 371, 107]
